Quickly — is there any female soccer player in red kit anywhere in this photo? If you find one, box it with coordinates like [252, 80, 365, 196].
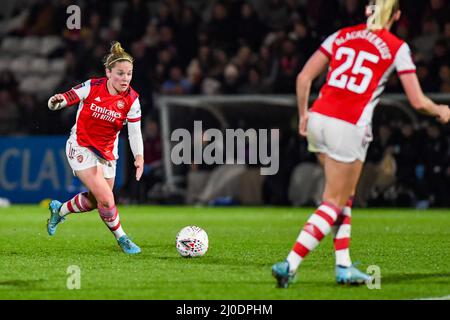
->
[47, 42, 144, 254]
[272, 0, 450, 287]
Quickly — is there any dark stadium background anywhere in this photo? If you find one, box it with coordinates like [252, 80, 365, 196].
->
[0, 0, 448, 207]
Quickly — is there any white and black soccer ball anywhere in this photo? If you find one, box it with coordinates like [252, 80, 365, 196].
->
[175, 226, 209, 257]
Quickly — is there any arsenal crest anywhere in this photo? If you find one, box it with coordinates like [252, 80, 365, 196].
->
[117, 100, 124, 109]
[77, 155, 84, 163]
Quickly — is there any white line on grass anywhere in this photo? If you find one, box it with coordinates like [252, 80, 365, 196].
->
[415, 295, 450, 300]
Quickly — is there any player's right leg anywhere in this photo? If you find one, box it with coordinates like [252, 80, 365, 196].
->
[47, 192, 97, 236]
[59, 191, 97, 217]
[47, 138, 99, 236]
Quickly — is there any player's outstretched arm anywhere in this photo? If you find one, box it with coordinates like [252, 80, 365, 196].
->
[47, 93, 68, 111]
[399, 73, 450, 124]
[296, 50, 329, 136]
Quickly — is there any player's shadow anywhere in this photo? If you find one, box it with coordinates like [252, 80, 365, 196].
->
[380, 272, 450, 284]
[0, 279, 45, 288]
[155, 256, 267, 267]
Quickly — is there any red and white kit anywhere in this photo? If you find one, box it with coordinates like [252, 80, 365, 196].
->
[63, 77, 141, 177]
[308, 24, 416, 162]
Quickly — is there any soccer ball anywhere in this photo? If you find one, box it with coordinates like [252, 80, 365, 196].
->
[175, 226, 209, 257]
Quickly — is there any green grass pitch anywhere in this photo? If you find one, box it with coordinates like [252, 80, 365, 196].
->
[0, 205, 449, 300]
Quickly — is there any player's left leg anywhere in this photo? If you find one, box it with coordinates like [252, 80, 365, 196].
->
[333, 186, 372, 285]
[331, 195, 354, 267]
[99, 177, 127, 242]
[272, 156, 360, 288]
[76, 166, 141, 254]
[102, 172, 141, 254]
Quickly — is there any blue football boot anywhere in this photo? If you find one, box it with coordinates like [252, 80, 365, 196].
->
[47, 200, 65, 236]
[336, 264, 372, 285]
[271, 261, 296, 288]
[117, 235, 141, 254]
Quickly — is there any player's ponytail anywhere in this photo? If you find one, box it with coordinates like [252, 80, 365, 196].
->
[103, 41, 134, 70]
[366, 0, 400, 31]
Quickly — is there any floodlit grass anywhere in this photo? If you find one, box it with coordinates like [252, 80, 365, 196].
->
[0, 205, 449, 300]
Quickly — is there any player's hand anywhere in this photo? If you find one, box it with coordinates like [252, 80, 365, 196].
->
[436, 105, 450, 124]
[134, 155, 144, 181]
[299, 113, 309, 137]
[48, 94, 65, 110]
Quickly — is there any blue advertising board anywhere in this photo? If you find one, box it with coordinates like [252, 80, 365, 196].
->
[0, 136, 124, 203]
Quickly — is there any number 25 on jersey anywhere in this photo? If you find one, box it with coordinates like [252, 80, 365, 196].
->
[328, 47, 380, 94]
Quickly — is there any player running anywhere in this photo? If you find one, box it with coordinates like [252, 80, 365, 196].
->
[46, 42, 144, 254]
[272, 0, 450, 287]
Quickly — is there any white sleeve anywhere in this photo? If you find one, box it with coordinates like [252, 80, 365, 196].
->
[127, 98, 142, 122]
[71, 79, 91, 100]
[127, 98, 143, 158]
[395, 43, 416, 75]
[128, 121, 144, 158]
[319, 31, 339, 58]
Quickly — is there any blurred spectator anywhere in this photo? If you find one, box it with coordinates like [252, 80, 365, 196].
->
[260, 0, 290, 32]
[153, 48, 177, 90]
[120, 0, 149, 46]
[421, 122, 448, 206]
[426, 0, 450, 30]
[186, 59, 203, 94]
[207, 2, 236, 54]
[416, 62, 440, 92]
[439, 64, 450, 93]
[385, 73, 403, 93]
[429, 39, 449, 80]
[0, 90, 19, 135]
[161, 66, 192, 95]
[25, 0, 57, 36]
[306, 0, 340, 37]
[239, 68, 269, 94]
[392, 123, 421, 206]
[153, 2, 176, 29]
[289, 21, 317, 58]
[339, 0, 365, 27]
[413, 18, 441, 63]
[0, 71, 18, 94]
[130, 40, 155, 115]
[220, 63, 241, 94]
[236, 2, 266, 51]
[256, 45, 278, 91]
[231, 45, 255, 81]
[273, 38, 302, 93]
[176, 5, 200, 68]
[17, 93, 43, 135]
[356, 125, 397, 207]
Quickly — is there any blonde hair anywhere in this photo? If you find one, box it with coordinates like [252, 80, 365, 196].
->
[366, 0, 400, 31]
[103, 41, 134, 69]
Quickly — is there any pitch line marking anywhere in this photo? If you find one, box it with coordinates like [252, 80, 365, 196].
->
[415, 294, 450, 300]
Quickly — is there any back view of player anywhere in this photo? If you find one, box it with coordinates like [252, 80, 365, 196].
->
[272, 0, 450, 288]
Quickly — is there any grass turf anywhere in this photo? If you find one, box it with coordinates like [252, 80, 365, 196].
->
[0, 205, 449, 300]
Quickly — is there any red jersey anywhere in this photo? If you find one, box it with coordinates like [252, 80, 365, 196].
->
[310, 24, 416, 126]
[63, 78, 141, 161]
